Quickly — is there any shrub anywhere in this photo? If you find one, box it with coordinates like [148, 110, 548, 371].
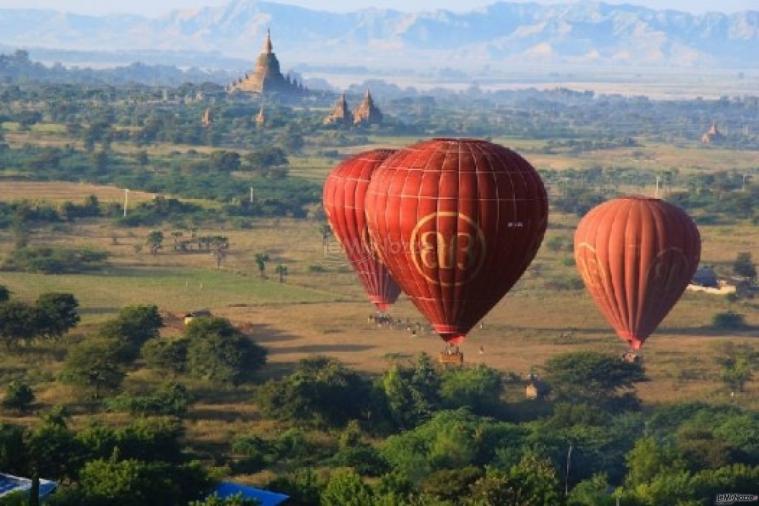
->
[141, 338, 189, 374]
[35, 292, 80, 338]
[1, 246, 107, 274]
[99, 305, 163, 361]
[439, 365, 503, 416]
[60, 339, 125, 398]
[1, 380, 34, 412]
[712, 311, 748, 330]
[186, 317, 266, 384]
[106, 383, 192, 416]
[256, 357, 371, 427]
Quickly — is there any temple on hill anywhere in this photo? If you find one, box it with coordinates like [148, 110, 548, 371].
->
[353, 89, 383, 126]
[228, 30, 306, 96]
[323, 94, 352, 126]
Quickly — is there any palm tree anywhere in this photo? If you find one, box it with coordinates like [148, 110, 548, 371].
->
[275, 264, 288, 283]
[255, 253, 270, 278]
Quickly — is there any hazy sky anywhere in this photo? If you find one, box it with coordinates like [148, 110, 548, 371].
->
[0, 0, 755, 16]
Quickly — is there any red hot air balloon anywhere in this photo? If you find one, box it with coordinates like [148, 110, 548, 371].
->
[365, 138, 548, 346]
[574, 196, 701, 351]
[323, 149, 401, 313]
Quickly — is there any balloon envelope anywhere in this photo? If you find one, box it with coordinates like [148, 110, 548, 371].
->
[323, 149, 401, 312]
[365, 138, 548, 344]
[574, 196, 701, 350]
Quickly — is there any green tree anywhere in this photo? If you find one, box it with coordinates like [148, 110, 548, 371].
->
[255, 253, 270, 278]
[733, 252, 757, 280]
[0, 300, 39, 348]
[716, 343, 755, 392]
[210, 150, 242, 172]
[191, 494, 261, 506]
[0, 285, 9, 303]
[381, 354, 441, 429]
[2, 380, 35, 413]
[141, 338, 189, 374]
[244, 147, 288, 171]
[186, 317, 266, 384]
[543, 351, 646, 406]
[26, 413, 84, 481]
[146, 230, 164, 255]
[74, 455, 212, 506]
[439, 364, 503, 415]
[566, 474, 616, 506]
[60, 339, 125, 398]
[320, 469, 374, 506]
[99, 305, 163, 360]
[256, 357, 371, 427]
[106, 383, 192, 417]
[712, 311, 748, 330]
[266, 468, 322, 506]
[275, 264, 288, 283]
[34, 292, 80, 339]
[467, 455, 561, 506]
[0, 423, 27, 473]
[421, 466, 482, 502]
[625, 436, 685, 487]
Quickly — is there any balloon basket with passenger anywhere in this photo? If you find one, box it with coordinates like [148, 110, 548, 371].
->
[439, 345, 464, 366]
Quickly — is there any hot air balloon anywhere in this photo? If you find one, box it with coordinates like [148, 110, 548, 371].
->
[323, 149, 401, 313]
[574, 196, 701, 351]
[365, 138, 548, 359]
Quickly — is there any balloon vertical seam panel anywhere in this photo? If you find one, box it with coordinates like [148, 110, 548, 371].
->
[574, 197, 701, 350]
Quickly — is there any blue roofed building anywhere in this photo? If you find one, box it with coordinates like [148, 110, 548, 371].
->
[213, 482, 289, 506]
[0, 473, 57, 501]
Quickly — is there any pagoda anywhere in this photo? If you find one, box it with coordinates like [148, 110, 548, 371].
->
[353, 89, 382, 126]
[228, 30, 305, 96]
[323, 94, 352, 126]
[201, 108, 214, 128]
[255, 105, 267, 127]
[701, 121, 724, 144]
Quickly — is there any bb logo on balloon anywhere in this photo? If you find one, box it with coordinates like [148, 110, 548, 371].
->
[410, 212, 487, 287]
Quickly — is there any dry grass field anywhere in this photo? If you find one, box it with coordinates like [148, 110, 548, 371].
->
[0, 210, 756, 410]
[0, 181, 157, 204]
[1, 132, 757, 465]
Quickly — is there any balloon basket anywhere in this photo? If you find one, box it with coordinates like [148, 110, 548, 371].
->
[439, 348, 464, 366]
[622, 351, 641, 364]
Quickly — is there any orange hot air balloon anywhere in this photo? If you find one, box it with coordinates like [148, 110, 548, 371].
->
[574, 196, 701, 351]
[323, 149, 401, 312]
[365, 138, 548, 345]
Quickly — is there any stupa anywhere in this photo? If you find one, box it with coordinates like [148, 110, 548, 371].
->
[323, 94, 352, 126]
[353, 89, 383, 126]
[228, 30, 305, 96]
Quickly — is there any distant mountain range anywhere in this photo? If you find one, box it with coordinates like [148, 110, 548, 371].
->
[0, 1, 757, 70]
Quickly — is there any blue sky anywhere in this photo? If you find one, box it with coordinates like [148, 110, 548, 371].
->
[0, 0, 755, 16]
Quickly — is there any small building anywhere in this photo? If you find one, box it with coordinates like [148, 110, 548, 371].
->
[184, 309, 212, 326]
[687, 265, 737, 295]
[0, 473, 57, 501]
[213, 482, 288, 506]
[525, 373, 548, 400]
